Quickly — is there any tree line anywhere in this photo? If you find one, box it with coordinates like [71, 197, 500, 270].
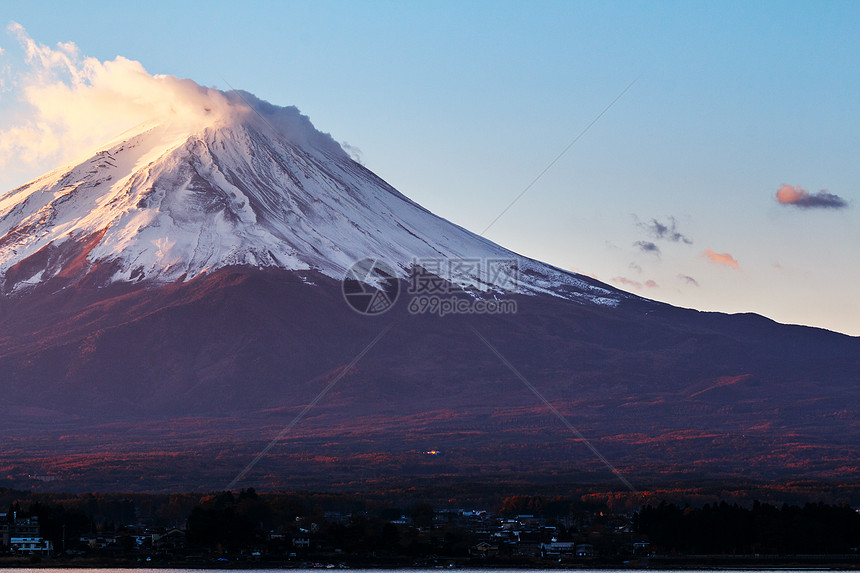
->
[3, 486, 860, 558]
[634, 500, 860, 554]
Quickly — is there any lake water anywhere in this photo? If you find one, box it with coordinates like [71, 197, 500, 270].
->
[7, 569, 841, 573]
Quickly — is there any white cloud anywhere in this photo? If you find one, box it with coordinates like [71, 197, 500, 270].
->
[0, 22, 239, 169]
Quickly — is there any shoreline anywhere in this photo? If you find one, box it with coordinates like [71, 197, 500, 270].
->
[1, 556, 859, 570]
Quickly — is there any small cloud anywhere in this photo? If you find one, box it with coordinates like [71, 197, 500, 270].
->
[775, 184, 848, 209]
[633, 240, 660, 256]
[628, 262, 642, 273]
[702, 248, 739, 269]
[611, 276, 642, 289]
[678, 274, 699, 287]
[637, 216, 692, 244]
[611, 276, 657, 290]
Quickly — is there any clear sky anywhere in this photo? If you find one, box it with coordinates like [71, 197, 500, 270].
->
[1, 0, 858, 335]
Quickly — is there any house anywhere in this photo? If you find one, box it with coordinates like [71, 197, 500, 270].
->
[470, 541, 499, 558]
[514, 540, 541, 557]
[576, 543, 595, 558]
[152, 528, 186, 551]
[10, 536, 53, 555]
[79, 534, 115, 550]
[12, 517, 40, 537]
[292, 535, 311, 549]
[3, 516, 45, 550]
[633, 541, 651, 555]
[541, 541, 575, 557]
[515, 531, 544, 557]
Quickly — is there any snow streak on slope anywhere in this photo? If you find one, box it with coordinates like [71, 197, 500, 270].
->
[0, 91, 623, 305]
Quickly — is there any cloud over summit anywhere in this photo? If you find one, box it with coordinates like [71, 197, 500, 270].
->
[0, 23, 345, 170]
[0, 23, 242, 168]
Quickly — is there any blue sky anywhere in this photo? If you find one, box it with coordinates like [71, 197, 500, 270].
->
[1, 0, 858, 334]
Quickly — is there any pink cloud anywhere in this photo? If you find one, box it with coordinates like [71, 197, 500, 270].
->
[702, 248, 739, 269]
[611, 276, 658, 290]
[611, 276, 642, 289]
[775, 184, 847, 209]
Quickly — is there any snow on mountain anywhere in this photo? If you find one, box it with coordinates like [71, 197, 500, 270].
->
[0, 89, 623, 305]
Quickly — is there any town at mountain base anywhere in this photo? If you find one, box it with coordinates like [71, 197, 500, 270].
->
[1, 486, 859, 567]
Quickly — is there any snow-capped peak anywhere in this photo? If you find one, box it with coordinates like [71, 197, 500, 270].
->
[0, 90, 623, 306]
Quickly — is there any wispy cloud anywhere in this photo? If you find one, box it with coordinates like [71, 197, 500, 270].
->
[628, 262, 642, 273]
[637, 216, 692, 244]
[775, 184, 848, 209]
[702, 248, 739, 269]
[612, 276, 642, 289]
[341, 141, 363, 165]
[0, 22, 238, 168]
[678, 274, 699, 287]
[612, 276, 658, 290]
[633, 240, 660, 256]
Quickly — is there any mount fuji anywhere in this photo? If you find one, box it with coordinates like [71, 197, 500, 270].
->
[0, 90, 615, 305]
[0, 88, 858, 493]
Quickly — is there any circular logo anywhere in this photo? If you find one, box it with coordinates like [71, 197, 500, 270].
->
[342, 258, 401, 316]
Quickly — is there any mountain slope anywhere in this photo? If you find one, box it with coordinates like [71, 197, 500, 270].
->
[0, 265, 857, 491]
[0, 89, 858, 493]
[0, 92, 619, 306]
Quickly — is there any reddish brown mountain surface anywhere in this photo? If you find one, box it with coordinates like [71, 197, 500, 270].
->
[0, 265, 857, 493]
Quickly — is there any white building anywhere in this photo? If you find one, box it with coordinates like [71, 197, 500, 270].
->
[10, 536, 53, 555]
